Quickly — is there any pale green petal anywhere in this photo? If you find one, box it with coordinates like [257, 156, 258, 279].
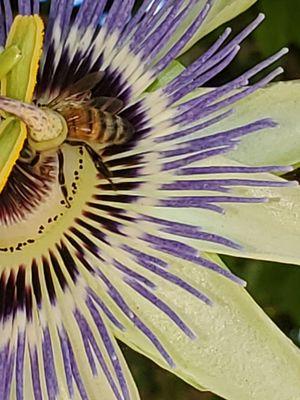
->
[171, 0, 258, 56]
[177, 81, 300, 167]
[187, 0, 258, 46]
[139, 156, 300, 266]
[226, 81, 300, 167]
[107, 253, 300, 400]
[147, 60, 185, 92]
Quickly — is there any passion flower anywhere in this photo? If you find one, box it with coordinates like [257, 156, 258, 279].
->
[1, 1, 300, 400]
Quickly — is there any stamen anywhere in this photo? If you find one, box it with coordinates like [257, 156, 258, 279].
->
[173, 67, 284, 125]
[164, 27, 233, 93]
[153, 0, 211, 72]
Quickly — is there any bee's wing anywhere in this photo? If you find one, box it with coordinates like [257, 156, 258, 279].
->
[49, 71, 105, 106]
[66, 71, 105, 96]
[89, 96, 124, 114]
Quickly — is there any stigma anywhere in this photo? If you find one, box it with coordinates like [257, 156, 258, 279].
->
[0, 95, 68, 150]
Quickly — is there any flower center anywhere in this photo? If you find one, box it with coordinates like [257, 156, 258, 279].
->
[0, 154, 56, 227]
[0, 55, 141, 227]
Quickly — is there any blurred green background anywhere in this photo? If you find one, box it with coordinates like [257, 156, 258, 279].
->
[122, 1, 300, 399]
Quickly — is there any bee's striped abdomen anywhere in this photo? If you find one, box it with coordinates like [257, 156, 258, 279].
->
[60, 105, 134, 147]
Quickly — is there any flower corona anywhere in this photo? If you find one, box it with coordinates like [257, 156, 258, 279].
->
[0, 1, 298, 400]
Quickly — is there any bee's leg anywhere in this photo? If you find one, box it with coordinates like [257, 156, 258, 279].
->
[19, 153, 39, 166]
[66, 140, 116, 190]
[29, 153, 40, 167]
[84, 144, 116, 189]
[18, 145, 38, 165]
[57, 149, 71, 208]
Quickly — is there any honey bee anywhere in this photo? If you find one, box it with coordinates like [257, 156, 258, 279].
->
[0, 72, 134, 207]
[47, 72, 134, 203]
[49, 71, 134, 148]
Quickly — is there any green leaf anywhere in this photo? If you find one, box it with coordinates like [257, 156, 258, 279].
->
[254, 0, 300, 55]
